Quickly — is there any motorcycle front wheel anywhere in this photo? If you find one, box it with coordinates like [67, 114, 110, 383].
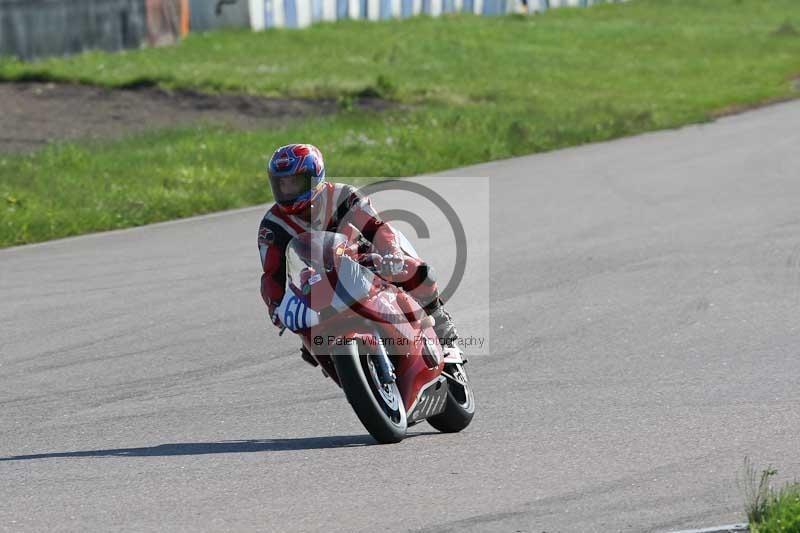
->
[332, 342, 407, 444]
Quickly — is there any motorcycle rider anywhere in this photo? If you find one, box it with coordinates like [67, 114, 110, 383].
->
[258, 143, 458, 365]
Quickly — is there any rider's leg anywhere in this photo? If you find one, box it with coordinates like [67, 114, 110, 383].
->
[423, 298, 458, 347]
[393, 258, 459, 346]
[300, 344, 318, 367]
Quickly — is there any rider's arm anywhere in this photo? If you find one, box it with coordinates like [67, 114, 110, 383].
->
[259, 220, 286, 325]
[337, 186, 400, 255]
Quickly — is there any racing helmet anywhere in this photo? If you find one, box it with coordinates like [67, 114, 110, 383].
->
[267, 143, 326, 214]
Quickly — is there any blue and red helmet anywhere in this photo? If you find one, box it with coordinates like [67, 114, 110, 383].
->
[267, 143, 326, 214]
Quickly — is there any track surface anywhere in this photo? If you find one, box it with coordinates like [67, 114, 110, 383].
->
[2, 102, 799, 532]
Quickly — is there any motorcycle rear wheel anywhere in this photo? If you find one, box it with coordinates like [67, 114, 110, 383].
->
[427, 363, 475, 433]
[333, 342, 407, 444]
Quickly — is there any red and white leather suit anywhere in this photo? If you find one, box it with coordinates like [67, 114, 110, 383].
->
[258, 182, 439, 325]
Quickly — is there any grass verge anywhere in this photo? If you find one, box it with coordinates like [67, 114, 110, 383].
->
[743, 458, 800, 533]
[2, 0, 800, 247]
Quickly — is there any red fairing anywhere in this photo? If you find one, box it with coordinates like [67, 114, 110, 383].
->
[299, 264, 445, 413]
[395, 338, 444, 413]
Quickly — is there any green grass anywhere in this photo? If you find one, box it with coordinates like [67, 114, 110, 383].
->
[753, 487, 800, 533]
[2, 0, 800, 246]
[744, 458, 800, 533]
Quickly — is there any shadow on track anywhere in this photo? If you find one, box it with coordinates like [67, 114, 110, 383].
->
[0, 433, 434, 462]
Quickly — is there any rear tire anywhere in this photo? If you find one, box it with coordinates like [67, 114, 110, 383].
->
[333, 342, 407, 444]
[427, 363, 475, 433]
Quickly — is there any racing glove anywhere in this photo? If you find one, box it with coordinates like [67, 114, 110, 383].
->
[379, 252, 406, 278]
[268, 303, 282, 329]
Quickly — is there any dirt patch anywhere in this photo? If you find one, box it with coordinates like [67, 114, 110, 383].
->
[0, 82, 393, 153]
[772, 20, 799, 37]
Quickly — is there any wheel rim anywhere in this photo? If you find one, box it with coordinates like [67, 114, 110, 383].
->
[445, 363, 475, 411]
[365, 356, 404, 425]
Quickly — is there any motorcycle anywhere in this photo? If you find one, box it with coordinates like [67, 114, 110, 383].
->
[274, 230, 475, 444]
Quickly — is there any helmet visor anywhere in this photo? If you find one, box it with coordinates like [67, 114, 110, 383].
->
[270, 173, 315, 204]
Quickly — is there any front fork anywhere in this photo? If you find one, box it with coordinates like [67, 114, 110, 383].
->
[372, 328, 465, 386]
[372, 329, 397, 385]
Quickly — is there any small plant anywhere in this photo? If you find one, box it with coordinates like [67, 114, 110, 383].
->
[742, 456, 800, 533]
[742, 456, 778, 524]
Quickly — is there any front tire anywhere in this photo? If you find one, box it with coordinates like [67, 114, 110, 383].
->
[427, 363, 475, 433]
[333, 342, 407, 444]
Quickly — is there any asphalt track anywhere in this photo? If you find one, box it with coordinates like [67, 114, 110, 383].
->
[2, 101, 800, 532]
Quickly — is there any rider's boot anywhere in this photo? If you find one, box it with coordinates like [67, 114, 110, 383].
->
[424, 299, 459, 348]
[300, 345, 318, 367]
